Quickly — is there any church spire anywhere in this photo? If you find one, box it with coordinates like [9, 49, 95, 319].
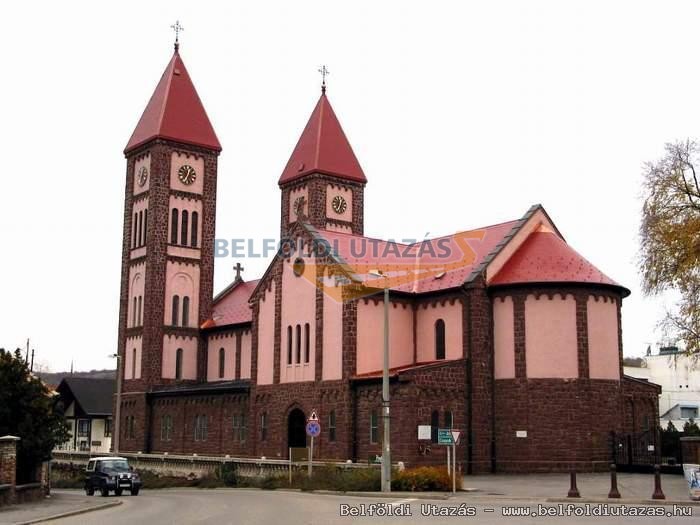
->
[278, 91, 366, 185]
[124, 46, 221, 154]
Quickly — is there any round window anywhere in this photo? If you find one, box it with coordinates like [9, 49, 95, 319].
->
[293, 257, 305, 277]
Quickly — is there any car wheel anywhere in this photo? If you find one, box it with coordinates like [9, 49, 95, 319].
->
[100, 487, 109, 497]
[85, 486, 94, 496]
[130, 488, 139, 496]
[115, 489, 123, 496]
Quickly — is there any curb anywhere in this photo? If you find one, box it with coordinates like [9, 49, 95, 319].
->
[310, 490, 450, 500]
[546, 497, 700, 507]
[15, 499, 122, 525]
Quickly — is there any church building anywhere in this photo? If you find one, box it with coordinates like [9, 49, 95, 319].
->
[116, 42, 659, 473]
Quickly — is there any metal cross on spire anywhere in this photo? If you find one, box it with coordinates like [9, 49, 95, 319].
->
[171, 20, 184, 52]
[233, 262, 244, 282]
[318, 65, 329, 94]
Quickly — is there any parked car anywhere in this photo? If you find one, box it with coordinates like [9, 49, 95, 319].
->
[84, 456, 142, 496]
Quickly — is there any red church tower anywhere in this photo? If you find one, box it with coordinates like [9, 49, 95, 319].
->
[116, 42, 220, 451]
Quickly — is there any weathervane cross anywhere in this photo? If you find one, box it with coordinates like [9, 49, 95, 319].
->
[171, 20, 184, 51]
[318, 65, 329, 94]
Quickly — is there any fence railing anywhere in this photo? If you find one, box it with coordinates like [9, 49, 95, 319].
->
[51, 450, 379, 479]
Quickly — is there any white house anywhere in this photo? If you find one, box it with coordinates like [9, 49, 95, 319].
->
[55, 378, 114, 454]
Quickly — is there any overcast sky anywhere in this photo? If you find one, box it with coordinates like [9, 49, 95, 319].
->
[1, 0, 693, 371]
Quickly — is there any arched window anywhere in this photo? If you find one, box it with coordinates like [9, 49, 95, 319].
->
[287, 326, 292, 365]
[143, 209, 148, 245]
[132, 212, 138, 249]
[435, 319, 446, 360]
[182, 296, 190, 327]
[431, 410, 440, 443]
[295, 324, 301, 364]
[175, 348, 183, 380]
[444, 410, 453, 429]
[132, 297, 137, 327]
[191, 211, 198, 248]
[171, 295, 180, 326]
[137, 296, 142, 326]
[180, 210, 189, 246]
[219, 347, 225, 379]
[329, 410, 337, 442]
[171, 208, 179, 244]
[138, 210, 143, 247]
[132, 348, 137, 379]
[304, 323, 310, 363]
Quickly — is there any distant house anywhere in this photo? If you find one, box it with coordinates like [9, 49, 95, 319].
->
[55, 378, 115, 453]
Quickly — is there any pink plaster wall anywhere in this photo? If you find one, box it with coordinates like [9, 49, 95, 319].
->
[525, 294, 578, 378]
[587, 297, 620, 380]
[486, 209, 559, 282]
[493, 296, 515, 379]
[133, 154, 151, 196]
[164, 262, 200, 327]
[325, 184, 353, 222]
[127, 263, 145, 328]
[280, 257, 316, 383]
[241, 330, 252, 379]
[288, 186, 308, 223]
[322, 271, 343, 380]
[256, 282, 276, 385]
[416, 301, 463, 362]
[170, 151, 204, 194]
[124, 336, 142, 380]
[356, 300, 414, 375]
[162, 335, 197, 379]
[207, 333, 236, 381]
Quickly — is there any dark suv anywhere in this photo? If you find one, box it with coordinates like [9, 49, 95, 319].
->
[84, 457, 142, 496]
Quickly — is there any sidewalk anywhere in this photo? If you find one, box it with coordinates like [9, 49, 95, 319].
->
[0, 491, 120, 525]
[460, 472, 692, 502]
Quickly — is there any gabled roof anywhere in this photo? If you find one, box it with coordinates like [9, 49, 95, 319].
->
[204, 278, 260, 328]
[56, 377, 115, 416]
[278, 93, 366, 185]
[489, 226, 629, 295]
[124, 50, 221, 154]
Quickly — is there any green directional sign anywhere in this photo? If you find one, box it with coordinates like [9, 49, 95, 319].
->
[437, 428, 453, 445]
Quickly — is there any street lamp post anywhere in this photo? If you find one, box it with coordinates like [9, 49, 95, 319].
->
[370, 270, 391, 493]
[110, 353, 122, 454]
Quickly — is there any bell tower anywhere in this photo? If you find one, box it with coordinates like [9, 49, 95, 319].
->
[278, 89, 367, 238]
[117, 41, 221, 412]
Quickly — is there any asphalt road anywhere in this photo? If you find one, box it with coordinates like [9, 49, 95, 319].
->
[49, 489, 697, 525]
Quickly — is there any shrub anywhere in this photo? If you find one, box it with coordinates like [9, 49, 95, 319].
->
[219, 463, 239, 487]
[391, 466, 461, 492]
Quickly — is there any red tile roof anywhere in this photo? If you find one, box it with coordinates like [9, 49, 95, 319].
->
[125, 50, 221, 154]
[207, 279, 260, 328]
[311, 218, 521, 293]
[489, 229, 627, 293]
[278, 93, 366, 185]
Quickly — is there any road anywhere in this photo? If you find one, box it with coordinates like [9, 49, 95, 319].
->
[49, 489, 697, 525]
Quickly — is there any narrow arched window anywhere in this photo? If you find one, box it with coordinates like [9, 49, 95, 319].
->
[287, 326, 292, 365]
[132, 212, 138, 249]
[295, 324, 301, 364]
[132, 348, 137, 379]
[181, 210, 189, 246]
[138, 210, 143, 247]
[171, 208, 179, 244]
[219, 347, 225, 379]
[431, 410, 440, 443]
[191, 211, 198, 248]
[444, 410, 453, 429]
[172, 295, 180, 326]
[143, 209, 148, 245]
[435, 319, 446, 360]
[182, 296, 190, 327]
[175, 348, 183, 379]
[304, 323, 310, 363]
[137, 296, 142, 326]
[132, 297, 137, 327]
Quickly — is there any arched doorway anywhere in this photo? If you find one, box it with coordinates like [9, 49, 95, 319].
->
[288, 408, 307, 450]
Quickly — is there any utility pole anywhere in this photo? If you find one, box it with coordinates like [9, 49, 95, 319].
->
[110, 353, 122, 454]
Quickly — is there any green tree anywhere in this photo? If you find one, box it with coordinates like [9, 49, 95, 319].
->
[0, 348, 69, 481]
[640, 139, 700, 354]
[684, 418, 700, 436]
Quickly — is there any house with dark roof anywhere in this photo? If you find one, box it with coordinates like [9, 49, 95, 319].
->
[55, 378, 115, 453]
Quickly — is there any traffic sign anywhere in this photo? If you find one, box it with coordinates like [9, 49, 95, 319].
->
[308, 410, 319, 422]
[437, 428, 453, 445]
[451, 430, 461, 445]
[306, 420, 321, 437]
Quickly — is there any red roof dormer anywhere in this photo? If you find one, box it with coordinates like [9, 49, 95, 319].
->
[279, 93, 366, 185]
[124, 50, 221, 154]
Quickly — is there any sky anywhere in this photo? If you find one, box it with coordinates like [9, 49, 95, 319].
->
[0, 0, 694, 372]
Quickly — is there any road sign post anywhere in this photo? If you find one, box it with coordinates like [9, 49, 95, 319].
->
[437, 429, 461, 493]
[306, 410, 321, 477]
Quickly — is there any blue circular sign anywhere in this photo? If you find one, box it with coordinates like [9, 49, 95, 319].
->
[306, 420, 321, 437]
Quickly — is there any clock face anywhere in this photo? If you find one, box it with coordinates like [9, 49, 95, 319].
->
[332, 195, 347, 214]
[178, 165, 197, 185]
[137, 166, 148, 187]
[293, 196, 305, 217]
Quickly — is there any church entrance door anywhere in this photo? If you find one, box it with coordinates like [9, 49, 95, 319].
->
[287, 408, 307, 451]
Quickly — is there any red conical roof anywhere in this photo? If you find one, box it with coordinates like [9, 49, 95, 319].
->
[279, 93, 366, 185]
[125, 50, 221, 154]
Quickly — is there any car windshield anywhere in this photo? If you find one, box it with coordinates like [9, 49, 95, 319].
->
[100, 460, 130, 473]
